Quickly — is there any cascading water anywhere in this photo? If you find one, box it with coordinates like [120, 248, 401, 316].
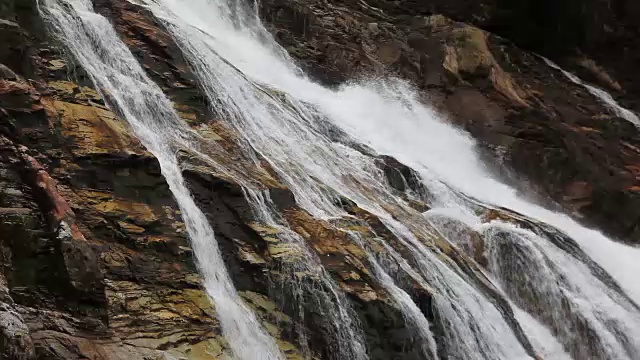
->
[542, 57, 640, 127]
[242, 189, 368, 360]
[137, 0, 640, 358]
[39, 0, 640, 358]
[138, 0, 535, 358]
[482, 222, 640, 359]
[37, 1, 283, 359]
[378, 217, 534, 359]
[346, 230, 439, 359]
[320, 79, 640, 309]
[425, 207, 640, 359]
[510, 305, 572, 360]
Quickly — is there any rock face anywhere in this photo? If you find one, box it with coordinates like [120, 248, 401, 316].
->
[479, 0, 640, 112]
[261, 0, 640, 244]
[1, 0, 639, 358]
[0, 1, 228, 358]
[0, 0, 445, 358]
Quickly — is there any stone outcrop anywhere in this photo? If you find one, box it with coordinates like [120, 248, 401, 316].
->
[2, 0, 640, 358]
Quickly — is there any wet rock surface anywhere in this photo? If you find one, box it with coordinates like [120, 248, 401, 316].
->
[0, 1, 225, 358]
[260, 0, 640, 244]
[0, 0, 442, 358]
[1, 0, 640, 358]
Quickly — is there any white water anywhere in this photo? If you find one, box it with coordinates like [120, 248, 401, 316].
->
[323, 77, 640, 307]
[511, 305, 572, 360]
[346, 230, 438, 359]
[243, 189, 368, 360]
[542, 57, 640, 127]
[38, 1, 283, 359]
[427, 206, 640, 358]
[482, 222, 640, 359]
[41, 0, 640, 357]
[140, 0, 541, 358]
[381, 218, 533, 360]
[134, 0, 640, 358]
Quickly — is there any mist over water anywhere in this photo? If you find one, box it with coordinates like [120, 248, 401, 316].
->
[40, 0, 640, 358]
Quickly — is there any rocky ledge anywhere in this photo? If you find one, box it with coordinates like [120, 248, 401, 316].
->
[1, 0, 639, 359]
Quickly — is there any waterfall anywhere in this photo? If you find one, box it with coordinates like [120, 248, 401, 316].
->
[242, 189, 369, 360]
[542, 57, 640, 127]
[130, 0, 640, 358]
[38, 0, 640, 358]
[482, 222, 640, 359]
[510, 305, 572, 359]
[346, 230, 439, 359]
[37, 0, 284, 359]
[138, 0, 533, 358]
[426, 207, 640, 358]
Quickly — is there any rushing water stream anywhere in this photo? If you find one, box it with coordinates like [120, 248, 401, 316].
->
[39, 0, 640, 359]
[38, 0, 283, 359]
[541, 57, 640, 127]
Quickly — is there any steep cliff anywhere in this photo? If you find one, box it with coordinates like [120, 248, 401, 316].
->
[0, 1, 437, 358]
[1, 0, 639, 359]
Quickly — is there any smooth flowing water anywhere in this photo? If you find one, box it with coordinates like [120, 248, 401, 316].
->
[40, 0, 640, 358]
[134, 0, 640, 358]
[542, 57, 640, 127]
[243, 189, 368, 360]
[138, 0, 552, 358]
[38, 1, 283, 359]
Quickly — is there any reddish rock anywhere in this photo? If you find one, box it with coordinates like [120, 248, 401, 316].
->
[18, 148, 83, 237]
